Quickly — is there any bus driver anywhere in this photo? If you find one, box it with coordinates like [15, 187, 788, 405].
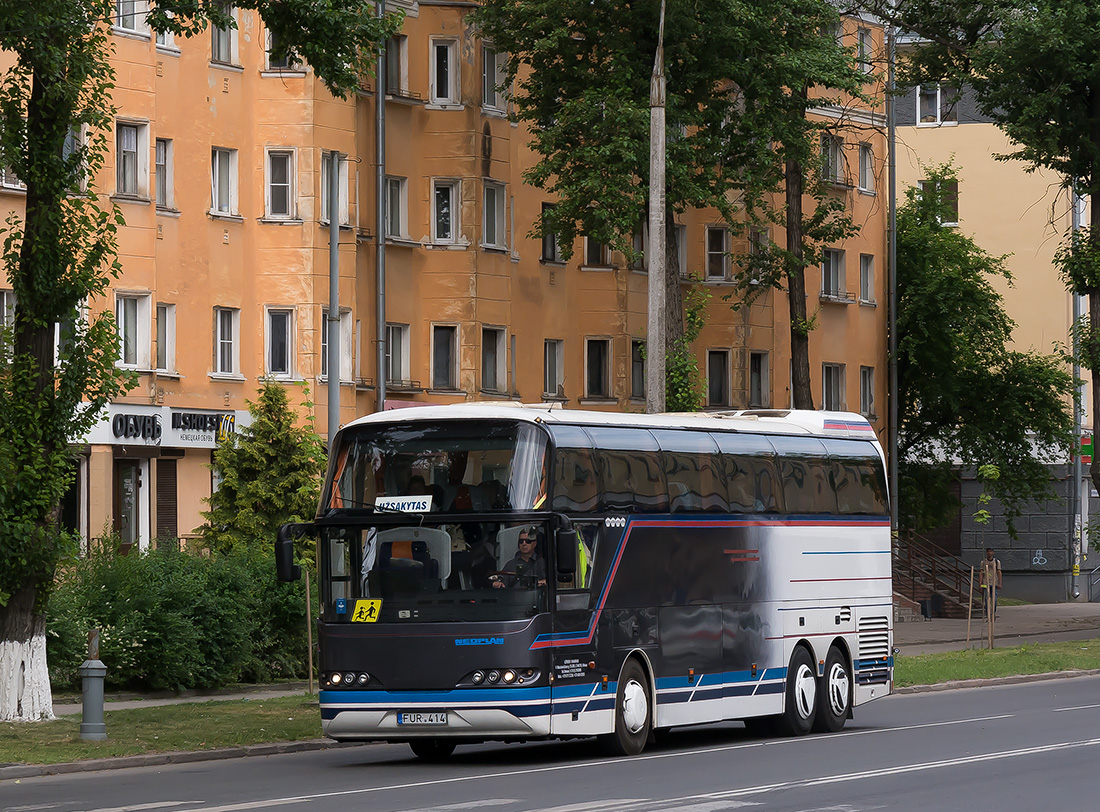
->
[492, 526, 547, 588]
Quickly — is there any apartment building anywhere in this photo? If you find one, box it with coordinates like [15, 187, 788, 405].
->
[0, 2, 888, 552]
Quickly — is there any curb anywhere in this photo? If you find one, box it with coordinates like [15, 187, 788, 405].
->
[893, 667, 1100, 694]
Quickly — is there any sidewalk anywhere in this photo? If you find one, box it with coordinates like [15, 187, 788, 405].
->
[51, 681, 313, 717]
[894, 601, 1100, 656]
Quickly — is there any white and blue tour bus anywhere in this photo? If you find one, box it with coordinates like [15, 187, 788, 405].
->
[275, 404, 892, 760]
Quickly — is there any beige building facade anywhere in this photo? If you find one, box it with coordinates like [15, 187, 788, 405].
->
[0, 3, 889, 552]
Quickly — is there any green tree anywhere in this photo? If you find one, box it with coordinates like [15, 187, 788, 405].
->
[896, 165, 1074, 532]
[0, 1, 399, 721]
[473, 0, 865, 410]
[875, 0, 1100, 494]
[200, 382, 326, 556]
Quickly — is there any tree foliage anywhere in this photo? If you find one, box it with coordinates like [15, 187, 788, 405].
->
[200, 382, 326, 556]
[896, 165, 1075, 532]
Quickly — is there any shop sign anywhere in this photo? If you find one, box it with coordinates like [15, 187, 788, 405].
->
[85, 405, 249, 449]
[112, 413, 162, 441]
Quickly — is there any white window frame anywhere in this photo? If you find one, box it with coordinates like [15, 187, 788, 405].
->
[705, 226, 729, 280]
[674, 223, 687, 275]
[858, 143, 874, 193]
[385, 175, 408, 238]
[919, 178, 960, 227]
[859, 254, 875, 303]
[211, 3, 238, 66]
[266, 28, 302, 71]
[320, 152, 350, 226]
[822, 363, 845, 411]
[707, 349, 731, 407]
[213, 306, 240, 376]
[583, 237, 611, 268]
[430, 38, 459, 106]
[431, 324, 459, 390]
[210, 147, 238, 215]
[432, 179, 459, 244]
[858, 28, 873, 75]
[630, 339, 645, 400]
[385, 35, 409, 95]
[482, 44, 506, 112]
[320, 307, 353, 381]
[749, 351, 769, 408]
[265, 307, 295, 378]
[630, 225, 647, 271]
[116, 293, 151, 369]
[860, 365, 876, 418]
[541, 203, 562, 262]
[115, 121, 149, 199]
[0, 162, 25, 190]
[155, 14, 176, 50]
[483, 181, 506, 248]
[821, 248, 844, 298]
[918, 83, 958, 125]
[265, 148, 296, 220]
[385, 322, 410, 385]
[481, 326, 506, 393]
[155, 138, 173, 209]
[821, 134, 845, 185]
[584, 337, 612, 400]
[1, 289, 17, 360]
[155, 302, 176, 372]
[544, 339, 564, 397]
[114, 1, 145, 34]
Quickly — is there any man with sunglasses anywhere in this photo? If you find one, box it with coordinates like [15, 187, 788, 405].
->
[492, 526, 547, 588]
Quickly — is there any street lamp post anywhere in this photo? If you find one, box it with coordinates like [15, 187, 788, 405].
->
[646, 0, 668, 415]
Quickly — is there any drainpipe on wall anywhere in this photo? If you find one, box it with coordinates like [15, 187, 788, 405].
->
[1072, 190, 1084, 599]
[328, 150, 342, 444]
[887, 25, 899, 535]
[376, 0, 387, 413]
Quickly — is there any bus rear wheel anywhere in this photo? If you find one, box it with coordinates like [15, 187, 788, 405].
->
[409, 738, 456, 761]
[813, 645, 851, 733]
[601, 659, 651, 756]
[778, 646, 817, 736]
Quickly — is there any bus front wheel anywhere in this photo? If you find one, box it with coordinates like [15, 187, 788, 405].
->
[813, 645, 851, 733]
[779, 646, 817, 736]
[409, 738, 457, 761]
[602, 659, 651, 756]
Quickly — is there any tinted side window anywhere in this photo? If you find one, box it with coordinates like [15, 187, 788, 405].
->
[769, 435, 836, 514]
[822, 438, 889, 515]
[550, 426, 599, 512]
[651, 430, 728, 513]
[712, 433, 781, 513]
[585, 427, 669, 513]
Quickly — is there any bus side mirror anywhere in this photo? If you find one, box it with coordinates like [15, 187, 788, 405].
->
[556, 528, 577, 575]
[276, 523, 310, 582]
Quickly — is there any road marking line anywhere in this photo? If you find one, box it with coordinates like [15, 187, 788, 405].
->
[1053, 703, 1100, 712]
[392, 801, 517, 812]
[77, 804, 197, 812]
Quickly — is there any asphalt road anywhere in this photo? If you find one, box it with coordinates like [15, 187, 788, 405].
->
[6, 675, 1100, 812]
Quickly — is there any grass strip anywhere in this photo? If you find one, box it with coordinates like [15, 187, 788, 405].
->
[0, 695, 321, 766]
[894, 637, 1100, 687]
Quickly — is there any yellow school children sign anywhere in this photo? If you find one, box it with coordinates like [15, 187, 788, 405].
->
[351, 600, 382, 622]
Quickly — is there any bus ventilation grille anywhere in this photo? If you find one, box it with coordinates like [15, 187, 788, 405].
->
[856, 616, 891, 685]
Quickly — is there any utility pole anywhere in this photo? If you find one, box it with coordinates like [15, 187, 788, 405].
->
[328, 150, 343, 445]
[887, 24, 899, 534]
[646, 0, 668, 415]
[376, 0, 387, 414]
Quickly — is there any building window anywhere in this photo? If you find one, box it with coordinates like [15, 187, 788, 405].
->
[432, 179, 458, 243]
[0, 161, 24, 190]
[432, 325, 458, 389]
[266, 308, 294, 377]
[860, 365, 876, 417]
[266, 150, 295, 219]
[821, 134, 845, 185]
[320, 308, 353, 380]
[385, 176, 407, 238]
[918, 83, 958, 124]
[155, 302, 175, 372]
[155, 21, 175, 49]
[210, 147, 238, 215]
[823, 363, 845, 411]
[706, 226, 729, 280]
[630, 227, 646, 271]
[116, 122, 148, 198]
[859, 254, 875, 303]
[584, 237, 611, 267]
[213, 307, 239, 376]
[858, 143, 874, 193]
[482, 327, 506, 392]
[116, 1, 142, 32]
[266, 29, 298, 70]
[857, 28, 873, 74]
[749, 351, 768, 408]
[631, 339, 645, 399]
[1, 289, 16, 360]
[385, 35, 408, 95]
[430, 39, 458, 105]
[541, 203, 562, 262]
[483, 182, 505, 248]
[155, 138, 172, 208]
[821, 249, 844, 298]
[482, 45, 505, 111]
[919, 178, 960, 226]
[585, 338, 611, 399]
[707, 350, 730, 407]
[211, 3, 235, 65]
[385, 323, 410, 385]
[320, 152, 349, 225]
[116, 293, 150, 368]
[544, 339, 564, 397]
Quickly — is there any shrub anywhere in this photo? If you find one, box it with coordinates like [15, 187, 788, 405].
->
[46, 544, 314, 693]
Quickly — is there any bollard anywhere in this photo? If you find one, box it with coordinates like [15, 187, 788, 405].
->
[78, 628, 108, 741]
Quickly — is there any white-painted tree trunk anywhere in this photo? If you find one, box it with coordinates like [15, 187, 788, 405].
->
[0, 612, 55, 721]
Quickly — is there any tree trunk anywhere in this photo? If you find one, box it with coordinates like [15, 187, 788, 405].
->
[785, 150, 814, 410]
[0, 584, 54, 721]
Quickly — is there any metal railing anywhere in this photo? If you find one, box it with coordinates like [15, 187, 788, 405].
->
[1089, 564, 1100, 603]
[893, 530, 977, 613]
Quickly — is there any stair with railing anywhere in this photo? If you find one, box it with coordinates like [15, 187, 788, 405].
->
[893, 532, 979, 620]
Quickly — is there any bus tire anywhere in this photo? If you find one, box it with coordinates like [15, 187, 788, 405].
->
[813, 645, 851, 733]
[409, 738, 457, 761]
[778, 646, 817, 737]
[602, 659, 651, 756]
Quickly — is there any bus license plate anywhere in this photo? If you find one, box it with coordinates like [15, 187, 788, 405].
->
[397, 712, 447, 725]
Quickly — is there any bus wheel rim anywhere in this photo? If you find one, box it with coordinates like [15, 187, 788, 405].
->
[827, 662, 849, 716]
[622, 679, 648, 733]
[794, 663, 816, 719]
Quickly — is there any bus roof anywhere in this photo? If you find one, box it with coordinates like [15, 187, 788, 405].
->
[340, 403, 880, 443]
